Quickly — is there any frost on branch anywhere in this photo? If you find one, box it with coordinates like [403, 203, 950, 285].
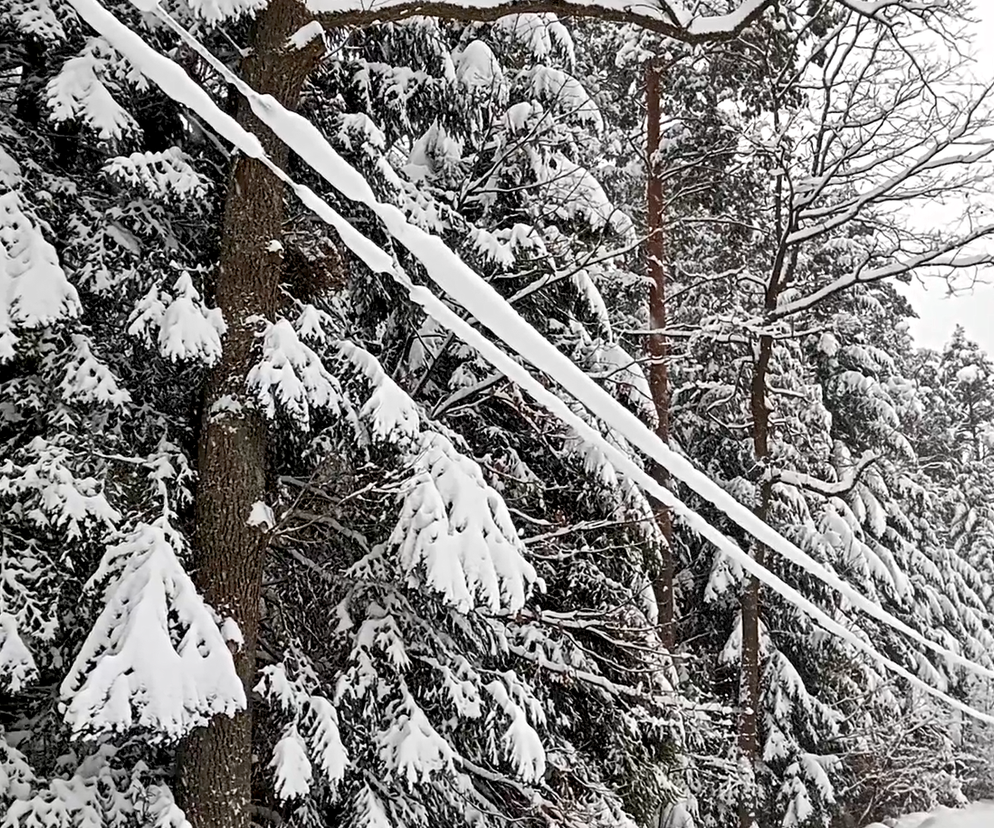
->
[257, 664, 349, 801]
[184, 0, 266, 26]
[376, 690, 455, 786]
[337, 341, 421, 447]
[487, 676, 546, 781]
[4, 744, 191, 828]
[58, 335, 132, 408]
[0, 614, 38, 693]
[104, 148, 210, 201]
[61, 522, 245, 740]
[0, 438, 121, 540]
[0, 192, 81, 361]
[2, 0, 66, 41]
[388, 432, 538, 613]
[271, 726, 313, 801]
[45, 39, 139, 140]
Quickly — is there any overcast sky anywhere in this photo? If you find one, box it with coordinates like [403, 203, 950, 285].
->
[900, 7, 994, 353]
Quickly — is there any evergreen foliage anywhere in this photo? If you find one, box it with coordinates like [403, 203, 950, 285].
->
[0, 1, 993, 828]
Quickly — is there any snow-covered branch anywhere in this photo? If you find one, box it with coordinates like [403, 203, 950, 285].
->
[308, 0, 771, 42]
[765, 451, 880, 497]
[770, 220, 994, 321]
[304, 0, 962, 43]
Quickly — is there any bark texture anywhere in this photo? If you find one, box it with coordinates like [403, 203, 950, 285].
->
[738, 331, 773, 828]
[645, 58, 675, 652]
[176, 5, 321, 828]
[738, 168, 789, 824]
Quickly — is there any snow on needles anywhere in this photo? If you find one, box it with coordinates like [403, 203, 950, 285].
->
[873, 803, 994, 828]
[389, 432, 537, 614]
[128, 271, 227, 366]
[302, 0, 769, 40]
[405, 289, 994, 724]
[0, 192, 81, 361]
[256, 665, 349, 800]
[247, 317, 343, 430]
[152, 2, 994, 683]
[74, 0, 994, 721]
[61, 522, 246, 740]
[336, 341, 540, 612]
[0, 614, 38, 693]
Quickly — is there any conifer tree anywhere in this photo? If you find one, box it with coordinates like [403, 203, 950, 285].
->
[2, 3, 994, 828]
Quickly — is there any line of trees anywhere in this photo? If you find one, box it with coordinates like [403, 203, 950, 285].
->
[2, 1, 994, 828]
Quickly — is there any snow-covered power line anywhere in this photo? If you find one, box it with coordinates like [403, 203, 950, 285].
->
[147, 0, 994, 688]
[67, 0, 994, 721]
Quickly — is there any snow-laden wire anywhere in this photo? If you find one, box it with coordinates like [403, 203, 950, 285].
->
[403, 292, 994, 725]
[66, 0, 994, 719]
[137, 1, 994, 687]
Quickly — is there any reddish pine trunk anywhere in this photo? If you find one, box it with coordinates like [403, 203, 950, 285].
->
[738, 330, 775, 828]
[645, 58, 675, 652]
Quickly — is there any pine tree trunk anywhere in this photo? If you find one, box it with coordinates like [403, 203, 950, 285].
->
[738, 73, 794, 819]
[644, 57, 675, 652]
[739, 332, 773, 828]
[176, 6, 320, 828]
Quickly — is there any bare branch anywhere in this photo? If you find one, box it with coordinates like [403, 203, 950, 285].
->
[769, 220, 994, 320]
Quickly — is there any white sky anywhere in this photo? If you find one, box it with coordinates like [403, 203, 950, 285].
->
[901, 6, 994, 353]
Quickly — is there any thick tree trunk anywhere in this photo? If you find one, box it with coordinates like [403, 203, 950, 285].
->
[644, 58, 675, 652]
[176, 6, 321, 828]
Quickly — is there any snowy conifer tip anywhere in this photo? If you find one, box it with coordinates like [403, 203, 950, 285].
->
[247, 317, 343, 428]
[0, 614, 38, 693]
[257, 665, 349, 799]
[0, 192, 81, 361]
[60, 523, 246, 740]
[129, 273, 227, 366]
[387, 432, 538, 613]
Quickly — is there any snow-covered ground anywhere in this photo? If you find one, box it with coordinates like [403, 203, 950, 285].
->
[868, 803, 994, 828]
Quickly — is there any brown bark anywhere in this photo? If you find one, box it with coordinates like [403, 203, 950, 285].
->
[738, 154, 789, 824]
[738, 61, 797, 817]
[645, 58, 675, 653]
[175, 5, 321, 828]
[738, 331, 773, 828]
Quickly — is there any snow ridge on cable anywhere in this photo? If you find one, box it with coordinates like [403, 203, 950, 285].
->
[143, 3, 994, 685]
[65, 0, 994, 721]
